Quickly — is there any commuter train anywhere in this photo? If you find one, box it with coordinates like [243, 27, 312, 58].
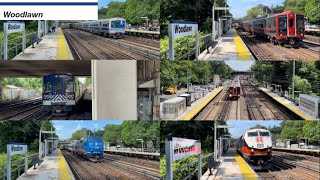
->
[75, 135, 104, 162]
[236, 129, 272, 165]
[228, 81, 241, 100]
[242, 11, 305, 46]
[42, 74, 85, 115]
[71, 18, 126, 38]
[62, 136, 104, 162]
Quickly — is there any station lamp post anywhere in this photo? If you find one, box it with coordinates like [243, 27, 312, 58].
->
[214, 123, 234, 162]
[136, 139, 144, 152]
[209, 0, 230, 40]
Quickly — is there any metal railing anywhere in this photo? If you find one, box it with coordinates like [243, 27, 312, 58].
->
[160, 153, 214, 180]
[160, 33, 216, 61]
[0, 32, 38, 60]
[0, 153, 40, 180]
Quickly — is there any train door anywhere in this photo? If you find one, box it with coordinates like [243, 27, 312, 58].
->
[233, 86, 237, 97]
[287, 11, 296, 36]
[52, 77, 62, 96]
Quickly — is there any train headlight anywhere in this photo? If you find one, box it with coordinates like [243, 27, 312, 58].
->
[251, 149, 254, 152]
[280, 34, 282, 36]
[268, 149, 271, 151]
[229, 94, 232, 97]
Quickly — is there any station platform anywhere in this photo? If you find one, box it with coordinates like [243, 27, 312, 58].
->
[201, 149, 258, 180]
[125, 29, 160, 39]
[178, 87, 223, 120]
[273, 147, 320, 155]
[259, 87, 315, 120]
[17, 149, 74, 180]
[13, 28, 73, 60]
[199, 29, 254, 61]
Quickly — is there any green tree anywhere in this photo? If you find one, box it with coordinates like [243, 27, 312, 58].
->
[125, 0, 160, 24]
[249, 124, 267, 130]
[292, 75, 312, 94]
[302, 121, 320, 144]
[106, 2, 127, 18]
[103, 124, 122, 145]
[280, 121, 305, 143]
[284, 0, 307, 14]
[70, 128, 92, 140]
[244, 6, 263, 19]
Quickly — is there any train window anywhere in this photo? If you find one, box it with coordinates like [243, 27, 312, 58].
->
[43, 82, 52, 92]
[259, 132, 270, 136]
[279, 16, 287, 29]
[247, 132, 258, 137]
[65, 80, 74, 93]
[296, 15, 305, 31]
[55, 82, 62, 93]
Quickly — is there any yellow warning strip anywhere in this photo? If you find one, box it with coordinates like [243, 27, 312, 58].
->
[233, 29, 253, 60]
[58, 149, 72, 180]
[259, 87, 313, 120]
[57, 28, 71, 60]
[235, 153, 259, 180]
[182, 87, 223, 120]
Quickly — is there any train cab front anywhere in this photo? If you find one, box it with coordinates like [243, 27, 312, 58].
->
[42, 74, 76, 116]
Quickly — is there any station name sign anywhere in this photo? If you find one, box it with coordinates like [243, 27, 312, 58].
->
[169, 22, 198, 39]
[7, 143, 27, 156]
[172, 137, 201, 161]
[4, 21, 25, 34]
[0, 0, 98, 20]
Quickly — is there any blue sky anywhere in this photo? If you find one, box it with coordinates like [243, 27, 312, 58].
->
[226, 120, 282, 138]
[228, 0, 285, 19]
[53, 120, 123, 140]
[98, 0, 125, 8]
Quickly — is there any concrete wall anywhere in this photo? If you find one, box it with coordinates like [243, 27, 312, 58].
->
[92, 61, 137, 120]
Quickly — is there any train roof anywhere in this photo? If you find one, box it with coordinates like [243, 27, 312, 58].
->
[164, 97, 185, 103]
[246, 128, 270, 133]
[75, 18, 126, 24]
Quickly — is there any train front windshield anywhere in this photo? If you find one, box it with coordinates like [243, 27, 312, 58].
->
[278, 15, 287, 34]
[111, 20, 125, 28]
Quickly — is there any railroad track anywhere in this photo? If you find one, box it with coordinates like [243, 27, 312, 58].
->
[62, 150, 150, 180]
[194, 85, 227, 120]
[240, 78, 293, 120]
[104, 156, 160, 179]
[255, 151, 320, 180]
[104, 153, 160, 170]
[63, 29, 159, 60]
[238, 31, 319, 61]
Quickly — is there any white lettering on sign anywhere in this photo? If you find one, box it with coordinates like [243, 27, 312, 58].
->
[170, 23, 198, 39]
[4, 22, 25, 34]
[8, 144, 27, 156]
[172, 137, 201, 161]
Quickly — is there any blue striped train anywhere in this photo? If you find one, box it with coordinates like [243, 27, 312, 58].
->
[42, 74, 85, 115]
[71, 18, 126, 38]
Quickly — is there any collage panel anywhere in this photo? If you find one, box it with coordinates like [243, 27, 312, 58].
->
[160, 120, 319, 180]
[0, 60, 160, 120]
[160, 60, 320, 120]
[0, 120, 160, 180]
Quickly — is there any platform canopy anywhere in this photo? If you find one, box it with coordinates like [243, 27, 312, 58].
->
[0, 60, 91, 77]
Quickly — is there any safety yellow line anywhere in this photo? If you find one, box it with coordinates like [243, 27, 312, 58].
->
[259, 87, 313, 120]
[182, 87, 223, 120]
[233, 29, 253, 60]
[58, 150, 72, 180]
[235, 153, 259, 180]
[57, 28, 71, 60]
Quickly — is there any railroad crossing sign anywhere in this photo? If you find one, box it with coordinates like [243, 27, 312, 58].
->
[7, 143, 28, 180]
[168, 21, 199, 60]
[3, 21, 26, 60]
